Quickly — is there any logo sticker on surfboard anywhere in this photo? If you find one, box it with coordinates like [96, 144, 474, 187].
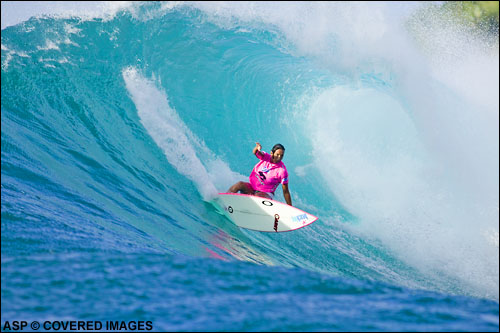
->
[292, 213, 309, 225]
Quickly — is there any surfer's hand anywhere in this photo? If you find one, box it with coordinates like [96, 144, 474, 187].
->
[253, 142, 263, 156]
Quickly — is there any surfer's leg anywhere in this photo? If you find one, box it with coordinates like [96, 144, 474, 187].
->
[228, 181, 255, 195]
[254, 191, 273, 199]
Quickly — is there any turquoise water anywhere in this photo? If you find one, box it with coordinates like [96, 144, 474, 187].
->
[2, 2, 498, 331]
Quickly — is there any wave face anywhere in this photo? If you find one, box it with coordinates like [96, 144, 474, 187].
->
[2, 2, 498, 330]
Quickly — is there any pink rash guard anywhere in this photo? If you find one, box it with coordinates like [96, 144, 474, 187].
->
[249, 151, 289, 194]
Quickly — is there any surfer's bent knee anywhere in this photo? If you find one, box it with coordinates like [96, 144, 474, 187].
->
[229, 181, 254, 195]
[254, 191, 273, 200]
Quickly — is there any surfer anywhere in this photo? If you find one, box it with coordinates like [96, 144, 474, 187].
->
[228, 142, 292, 206]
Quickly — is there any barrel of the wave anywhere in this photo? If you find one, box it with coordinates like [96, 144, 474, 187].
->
[213, 193, 318, 232]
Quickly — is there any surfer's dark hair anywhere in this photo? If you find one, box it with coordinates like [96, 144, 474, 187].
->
[271, 143, 285, 153]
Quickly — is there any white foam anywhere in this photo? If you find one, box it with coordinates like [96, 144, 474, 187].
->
[307, 83, 498, 299]
[1, 1, 133, 30]
[123, 67, 230, 200]
[122, 67, 244, 201]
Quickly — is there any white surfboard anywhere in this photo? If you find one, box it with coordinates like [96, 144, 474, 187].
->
[213, 193, 318, 232]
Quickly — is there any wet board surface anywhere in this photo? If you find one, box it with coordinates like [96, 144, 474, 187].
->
[213, 193, 318, 232]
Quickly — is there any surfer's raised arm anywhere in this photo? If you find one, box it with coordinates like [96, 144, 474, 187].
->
[253, 142, 263, 157]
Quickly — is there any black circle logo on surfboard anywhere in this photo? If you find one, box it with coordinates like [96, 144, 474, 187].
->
[262, 200, 273, 206]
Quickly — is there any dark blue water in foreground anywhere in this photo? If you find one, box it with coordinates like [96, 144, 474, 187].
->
[2, 2, 498, 331]
[2, 253, 498, 332]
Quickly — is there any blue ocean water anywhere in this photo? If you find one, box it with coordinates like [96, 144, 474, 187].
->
[2, 2, 499, 332]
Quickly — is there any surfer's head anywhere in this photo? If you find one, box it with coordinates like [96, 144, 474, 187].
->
[271, 144, 285, 163]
